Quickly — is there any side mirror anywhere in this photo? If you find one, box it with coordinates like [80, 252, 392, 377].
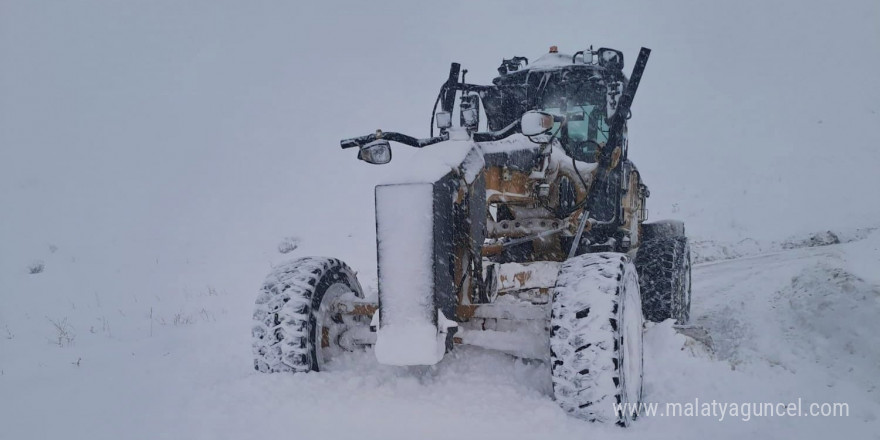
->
[521, 111, 555, 136]
[435, 111, 452, 130]
[460, 94, 480, 129]
[358, 139, 392, 165]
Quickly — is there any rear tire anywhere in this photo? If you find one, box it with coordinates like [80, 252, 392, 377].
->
[641, 220, 685, 242]
[550, 253, 644, 425]
[252, 257, 365, 373]
[635, 236, 691, 323]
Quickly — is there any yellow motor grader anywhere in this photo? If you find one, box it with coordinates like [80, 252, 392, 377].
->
[252, 45, 691, 425]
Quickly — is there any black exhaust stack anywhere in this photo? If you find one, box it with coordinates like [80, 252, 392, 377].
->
[585, 47, 651, 226]
[600, 47, 650, 168]
[441, 63, 461, 113]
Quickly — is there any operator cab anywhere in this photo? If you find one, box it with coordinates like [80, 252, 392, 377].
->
[539, 70, 611, 163]
[482, 46, 627, 163]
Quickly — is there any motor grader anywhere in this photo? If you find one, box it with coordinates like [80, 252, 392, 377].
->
[252, 45, 692, 425]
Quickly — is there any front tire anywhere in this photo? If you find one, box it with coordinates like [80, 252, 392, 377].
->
[550, 253, 644, 425]
[252, 257, 365, 373]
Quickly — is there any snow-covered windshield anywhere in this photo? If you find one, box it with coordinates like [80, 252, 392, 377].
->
[540, 76, 609, 162]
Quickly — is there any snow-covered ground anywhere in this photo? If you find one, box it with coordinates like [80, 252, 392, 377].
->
[2, 0, 879, 438]
[2, 231, 878, 439]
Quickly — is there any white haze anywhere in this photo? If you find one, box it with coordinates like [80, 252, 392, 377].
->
[0, 2, 878, 438]
[2, 0, 878, 293]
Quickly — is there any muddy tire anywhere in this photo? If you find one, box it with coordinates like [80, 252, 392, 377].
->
[550, 253, 644, 425]
[252, 257, 366, 373]
[635, 236, 691, 323]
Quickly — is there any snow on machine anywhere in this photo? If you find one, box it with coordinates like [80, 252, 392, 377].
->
[252, 45, 692, 425]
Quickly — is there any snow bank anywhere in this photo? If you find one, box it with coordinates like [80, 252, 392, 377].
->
[840, 228, 880, 287]
[775, 261, 880, 402]
[691, 227, 878, 264]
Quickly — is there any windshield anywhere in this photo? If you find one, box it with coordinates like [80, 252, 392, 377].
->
[540, 75, 609, 162]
